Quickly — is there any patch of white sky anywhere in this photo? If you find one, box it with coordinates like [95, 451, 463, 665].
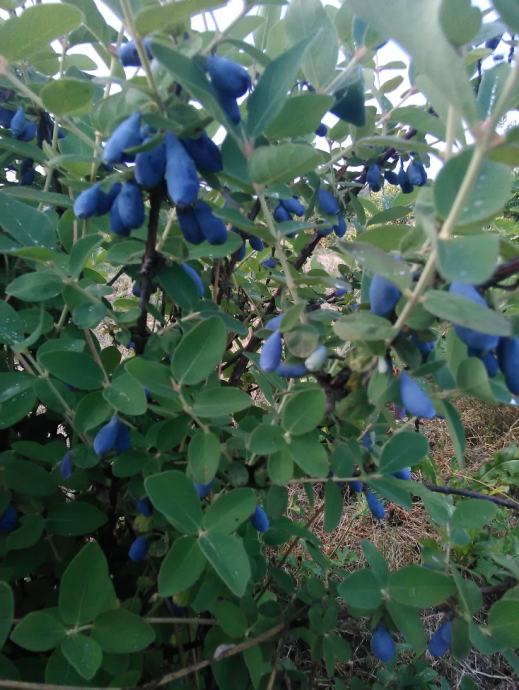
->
[35, 0, 511, 176]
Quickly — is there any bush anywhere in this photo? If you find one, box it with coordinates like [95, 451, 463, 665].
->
[0, 0, 519, 688]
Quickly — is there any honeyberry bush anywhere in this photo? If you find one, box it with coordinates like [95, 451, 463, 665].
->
[1, 0, 519, 687]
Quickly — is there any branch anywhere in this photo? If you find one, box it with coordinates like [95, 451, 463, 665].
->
[478, 255, 519, 290]
[423, 482, 519, 512]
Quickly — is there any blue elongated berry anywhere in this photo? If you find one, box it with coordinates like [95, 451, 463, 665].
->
[384, 170, 399, 185]
[371, 626, 396, 663]
[110, 200, 130, 236]
[135, 140, 166, 189]
[0, 107, 14, 128]
[274, 205, 291, 223]
[128, 535, 150, 562]
[392, 467, 411, 480]
[335, 283, 348, 297]
[114, 422, 132, 454]
[265, 314, 284, 331]
[234, 240, 246, 261]
[74, 184, 103, 219]
[468, 347, 499, 378]
[367, 164, 383, 192]
[485, 35, 502, 51]
[400, 372, 437, 419]
[93, 416, 120, 456]
[119, 39, 153, 67]
[348, 480, 363, 493]
[428, 620, 452, 658]
[333, 215, 346, 237]
[449, 283, 499, 351]
[317, 188, 340, 215]
[177, 206, 205, 245]
[180, 262, 204, 297]
[248, 235, 264, 251]
[251, 506, 269, 533]
[206, 55, 251, 98]
[0, 503, 17, 532]
[315, 123, 328, 137]
[407, 160, 427, 186]
[181, 133, 223, 173]
[114, 180, 145, 230]
[280, 197, 305, 216]
[217, 93, 241, 124]
[261, 258, 277, 270]
[361, 433, 373, 451]
[59, 451, 74, 480]
[369, 274, 401, 317]
[10, 108, 26, 138]
[165, 132, 199, 206]
[410, 334, 435, 361]
[318, 226, 333, 237]
[20, 161, 35, 186]
[366, 490, 385, 519]
[398, 167, 413, 194]
[194, 480, 214, 499]
[136, 497, 153, 517]
[497, 337, 519, 393]
[19, 121, 36, 141]
[103, 112, 142, 165]
[97, 182, 121, 215]
[260, 330, 283, 373]
[305, 345, 328, 372]
[194, 200, 227, 245]
[275, 362, 308, 378]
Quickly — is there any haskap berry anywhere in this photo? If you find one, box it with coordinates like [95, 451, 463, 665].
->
[497, 337, 519, 394]
[371, 626, 396, 663]
[128, 535, 150, 562]
[428, 620, 452, 657]
[274, 204, 291, 223]
[136, 497, 153, 517]
[165, 132, 199, 206]
[251, 506, 269, 533]
[274, 362, 308, 378]
[206, 55, 251, 98]
[114, 180, 145, 230]
[407, 159, 427, 186]
[181, 133, 223, 173]
[366, 490, 385, 519]
[135, 140, 166, 189]
[317, 188, 340, 215]
[449, 282, 500, 352]
[280, 197, 305, 216]
[399, 372, 437, 419]
[367, 164, 383, 192]
[180, 263, 205, 297]
[260, 330, 283, 373]
[103, 112, 143, 165]
[177, 206, 205, 245]
[194, 200, 228, 245]
[194, 480, 214, 499]
[59, 451, 74, 480]
[369, 274, 401, 317]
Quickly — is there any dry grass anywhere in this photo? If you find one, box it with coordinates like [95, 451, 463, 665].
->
[282, 398, 519, 689]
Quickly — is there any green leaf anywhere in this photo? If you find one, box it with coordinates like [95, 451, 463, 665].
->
[247, 37, 312, 137]
[145, 470, 203, 535]
[0, 583, 13, 650]
[333, 312, 394, 342]
[265, 94, 333, 138]
[452, 499, 498, 530]
[75, 391, 112, 433]
[158, 264, 200, 312]
[324, 481, 343, 533]
[248, 425, 286, 454]
[0, 302, 25, 346]
[386, 601, 427, 654]
[158, 536, 207, 597]
[437, 235, 499, 285]
[4, 459, 56, 497]
[439, 0, 481, 46]
[92, 609, 155, 654]
[348, 0, 477, 125]
[478, 63, 511, 120]
[362, 540, 389, 585]
[423, 290, 512, 337]
[125, 358, 179, 401]
[103, 373, 147, 416]
[58, 542, 116, 627]
[344, 241, 412, 291]
[249, 143, 324, 185]
[135, 0, 225, 34]
[0, 373, 33, 403]
[6, 514, 45, 552]
[493, 0, 519, 33]
[188, 430, 220, 484]
[172, 316, 227, 386]
[198, 532, 251, 597]
[38, 350, 104, 391]
[338, 569, 382, 610]
[68, 233, 103, 280]
[379, 431, 428, 474]
[192, 387, 252, 417]
[267, 449, 294, 485]
[212, 601, 248, 639]
[203, 488, 256, 533]
[288, 434, 328, 476]
[6, 271, 63, 302]
[0, 193, 56, 248]
[434, 150, 512, 226]
[388, 566, 456, 607]
[11, 611, 66, 652]
[46, 501, 107, 536]
[488, 599, 519, 648]
[439, 399, 466, 467]
[0, 4, 83, 61]
[41, 78, 95, 117]
[61, 635, 102, 681]
[0, 388, 37, 430]
[367, 206, 413, 226]
[283, 388, 325, 436]
[457, 356, 500, 402]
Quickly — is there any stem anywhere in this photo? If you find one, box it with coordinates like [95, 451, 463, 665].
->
[423, 482, 519, 512]
[202, 4, 249, 55]
[322, 47, 367, 95]
[83, 329, 110, 386]
[444, 106, 457, 160]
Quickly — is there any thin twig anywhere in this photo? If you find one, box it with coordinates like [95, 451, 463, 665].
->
[423, 482, 519, 512]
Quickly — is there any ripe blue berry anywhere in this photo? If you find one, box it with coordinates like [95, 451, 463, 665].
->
[10, 108, 26, 138]
[428, 620, 452, 657]
[128, 535, 150, 562]
[180, 262, 205, 297]
[181, 133, 223, 173]
[497, 337, 519, 394]
[274, 204, 291, 223]
[371, 626, 395, 663]
[410, 334, 435, 361]
[0, 107, 14, 128]
[248, 235, 264, 251]
[275, 362, 308, 378]
[194, 481, 214, 499]
[114, 180, 145, 230]
[260, 330, 283, 373]
[165, 132, 199, 206]
[74, 184, 103, 219]
[217, 93, 241, 124]
[265, 314, 284, 331]
[366, 490, 385, 519]
[333, 215, 346, 237]
[449, 283, 499, 351]
[59, 451, 73, 480]
[392, 467, 412, 480]
[348, 480, 363, 493]
[485, 36, 502, 51]
[407, 159, 427, 186]
[135, 140, 166, 189]
[315, 123, 328, 137]
[119, 41, 141, 67]
[103, 112, 142, 165]
[20, 159, 35, 185]
[136, 497, 153, 517]
[317, 188, 340, 215]
[400, 372, 437, 419]
[384, 170, 399, 185]
[468, 348, 499, 378]
[0, 503, 18, 533]
[280, 197, 305, 216]
[261, 258, 277, 270]
[194, 200, 227, 245]
[251, 506, 269, 533]
[93, 416, 131, 456]
[97, 182, 122, 215]
[206, 55, 251, 98]
[177, 206, 205, 245]
[367, 164, 383, 192]
[318, 226, 333, 237]
[369, 274, 401, 317]
[397, 167, 413, 194]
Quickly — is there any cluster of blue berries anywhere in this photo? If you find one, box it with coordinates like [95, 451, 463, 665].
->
[259, 314, 309, 379]
[316, 188, 346, 237]
[371, 619, 452, 664]
[367, 158, 428, 195]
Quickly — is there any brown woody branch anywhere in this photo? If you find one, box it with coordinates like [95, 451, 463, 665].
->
[423, 482, 519, 512]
